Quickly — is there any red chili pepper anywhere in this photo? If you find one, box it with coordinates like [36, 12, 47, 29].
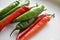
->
[19, 14, 54, 40]
[0, 6, 30, 32]
[16, 14, 48, 40]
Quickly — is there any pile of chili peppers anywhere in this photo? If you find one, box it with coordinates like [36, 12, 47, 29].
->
[0, 0, 55, 40]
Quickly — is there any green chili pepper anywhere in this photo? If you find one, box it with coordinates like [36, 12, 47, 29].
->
[0, 0, 20, 17]
[0, 0, 30, 20]
[10, 18, 36, 36]
[13, 4, 45, 22]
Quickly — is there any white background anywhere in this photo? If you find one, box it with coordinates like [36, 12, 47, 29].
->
[0, 0, 60, 40]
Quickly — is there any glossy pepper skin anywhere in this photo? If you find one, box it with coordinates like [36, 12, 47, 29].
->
[0, 0, 30, 20]
[16, 18, 36, 32]
[19, 14, 55, 40]
[0, 6, 30, 32]
[0, 1, 20, 17]
[13, 4, 45, 22]
[16, 14, 48, 40]
[10, 18, 36, 36]
[0, 6, 20, 20]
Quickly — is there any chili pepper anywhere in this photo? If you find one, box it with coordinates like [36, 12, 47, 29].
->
[0, 0, 30, 20]
[19, 14, 55, 40]
[13, 4, 45, 22]
[10, 4, 39, 36]
[0, 0, 20, 17]
[10, 18, 36, 36]
[0, 6, 20, 20]
[16, 13, 48, 40]
[0, 6, 30, 32]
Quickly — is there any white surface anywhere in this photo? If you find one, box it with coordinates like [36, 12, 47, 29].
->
[0, 0, 60, 40]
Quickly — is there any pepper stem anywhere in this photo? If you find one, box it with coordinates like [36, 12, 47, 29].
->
[30, 3, 39, 9]
[48, 14, 55, 18]
[36, 3, 39, 7]
[24, 0, 30, 6]
[44, 9, 47, 11]
[18, 0, 30, 8]
[10, 28, 18, 36]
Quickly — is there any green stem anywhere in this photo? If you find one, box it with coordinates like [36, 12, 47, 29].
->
[48, 14, 55, 18]
[44, 9, 47, 11]
[10, 28, 18, 36]
[19, 0, 30, 7]
[36, 3, 39, 7]
[24, 0, 30, 6]
[30, 3, 39, 9]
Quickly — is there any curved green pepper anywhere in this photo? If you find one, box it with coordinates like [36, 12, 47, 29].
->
[13, 4, 45, 22]
[10, 18, 36, 36]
